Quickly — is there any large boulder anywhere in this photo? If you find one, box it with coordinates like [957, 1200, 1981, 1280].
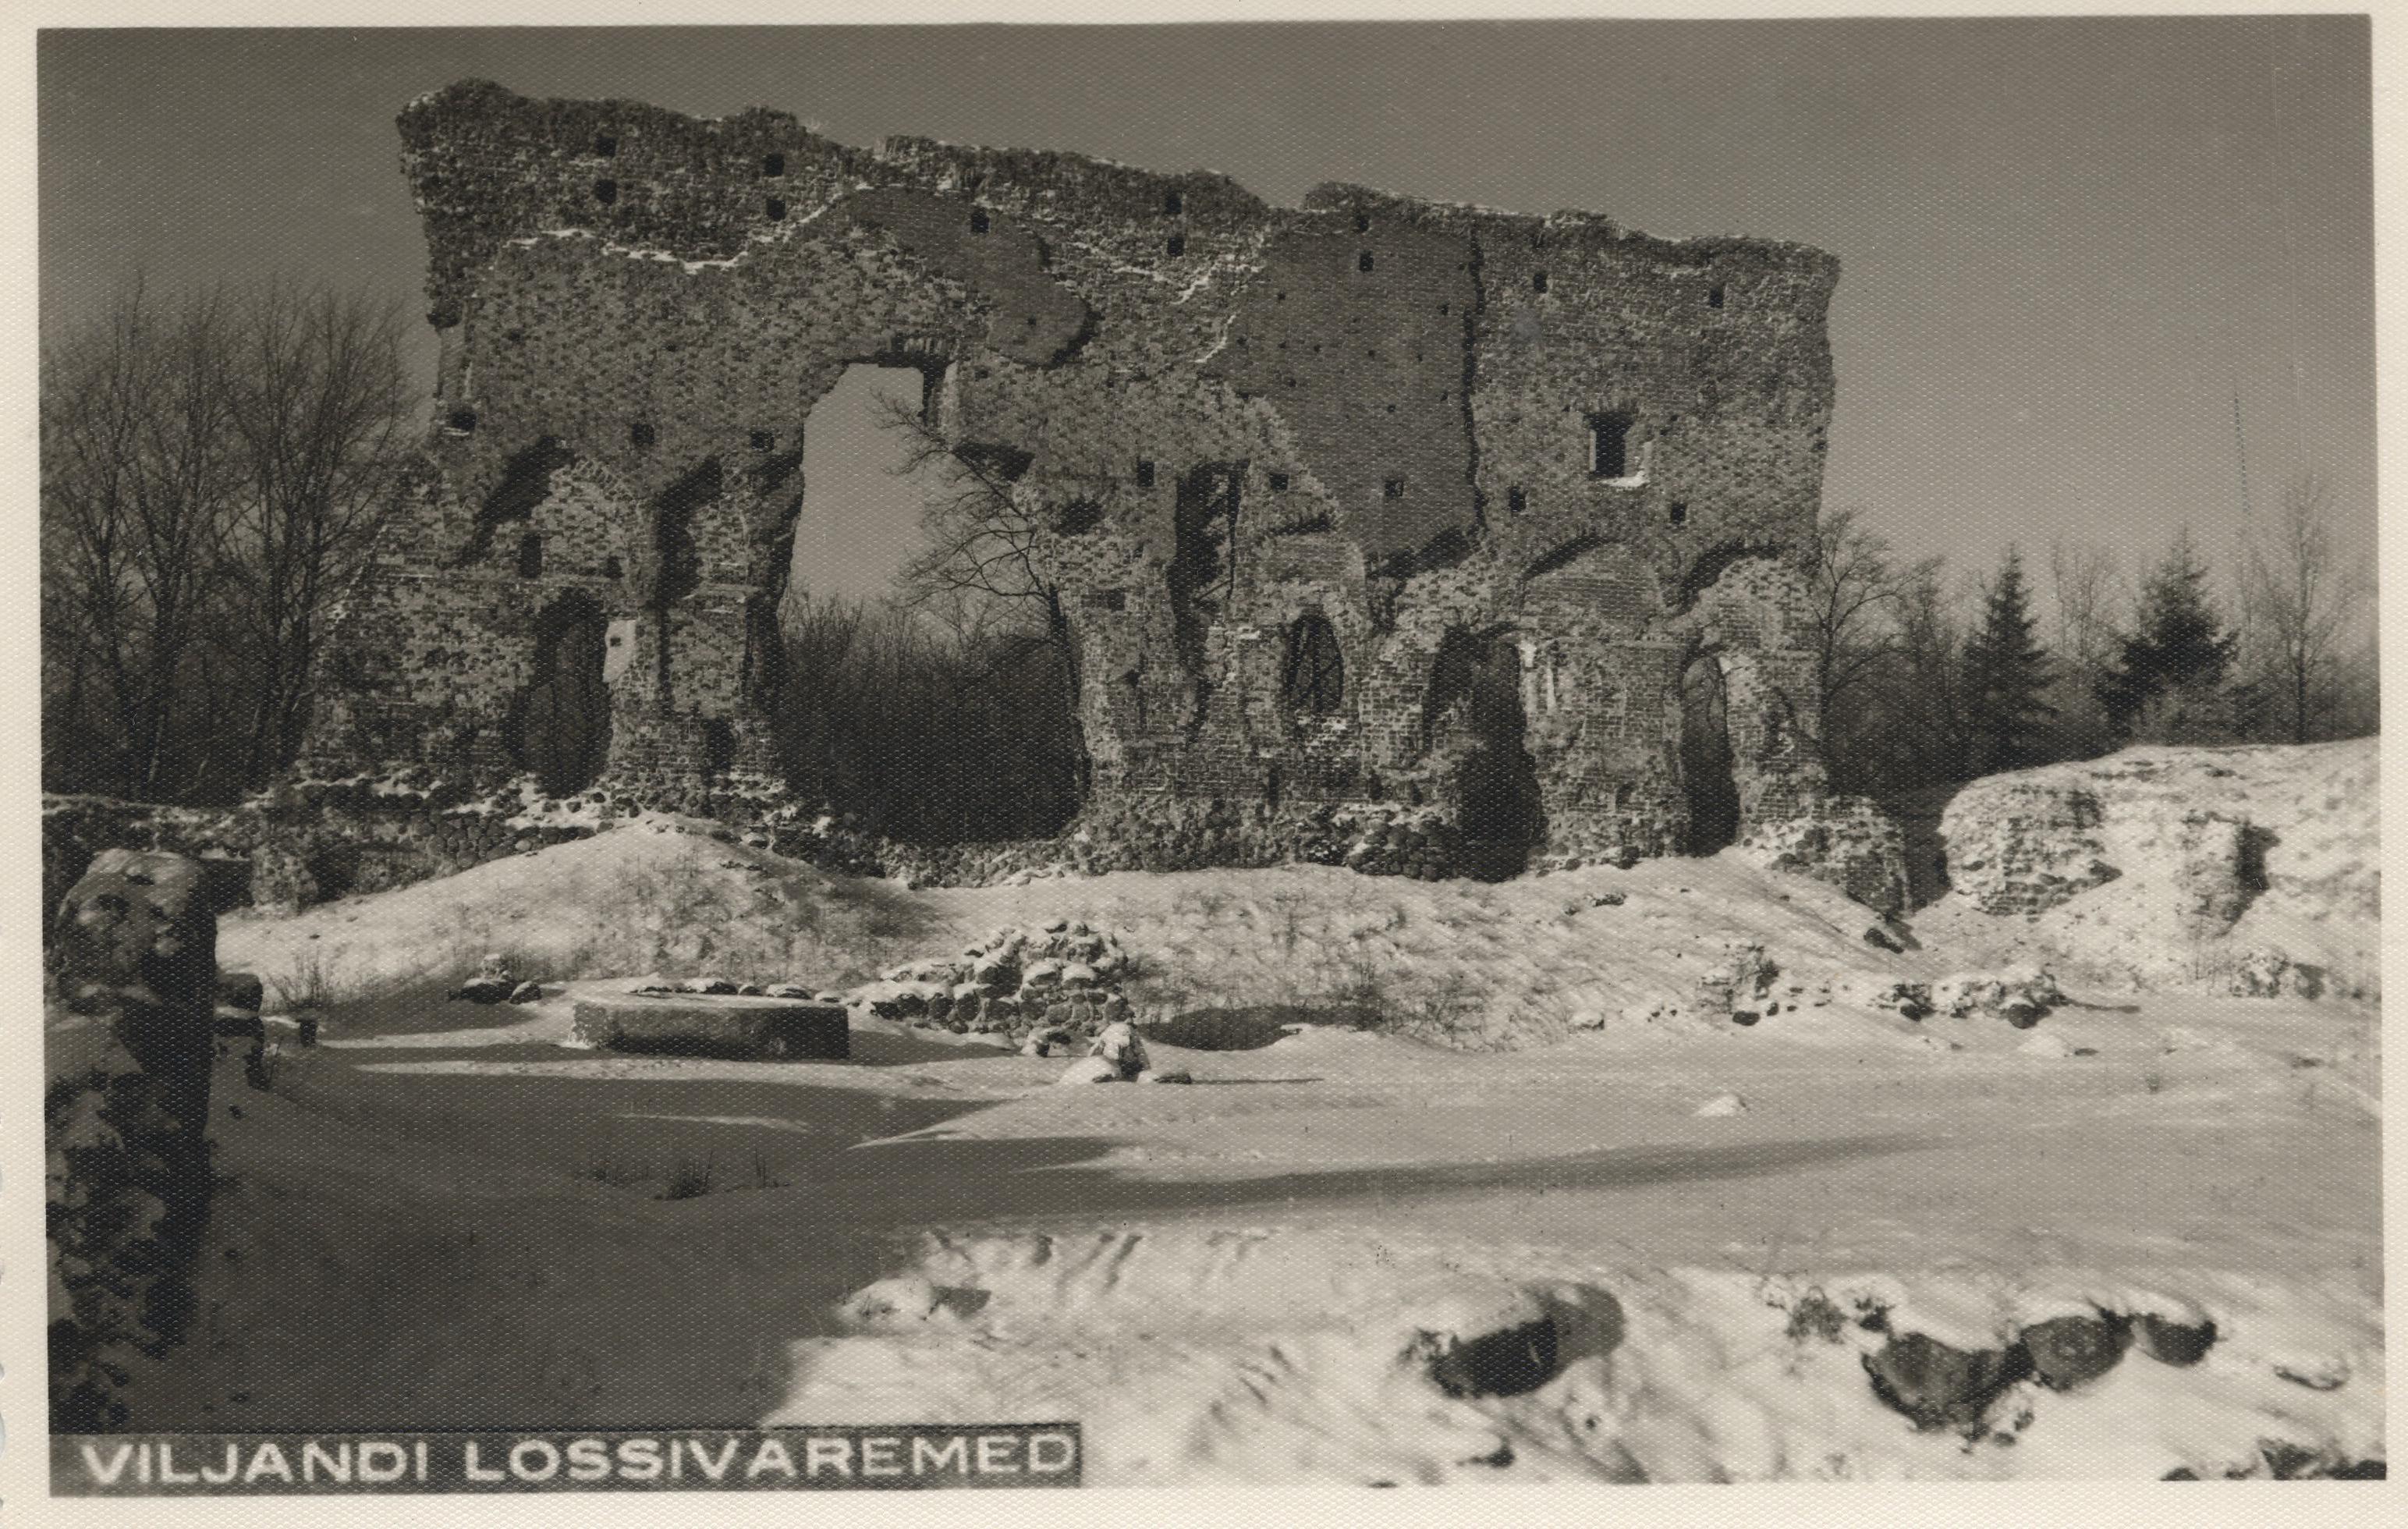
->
[2021, 1311, 2130, 1390]
[1861, 1330, 2033, 1431]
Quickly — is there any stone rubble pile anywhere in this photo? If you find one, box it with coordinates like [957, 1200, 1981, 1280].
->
[1323, 804, 1468, 882]
[841, 921, 1139, 1047]
[1697, 942, 1784, 1026]
[2226, 946, 2326, 1001]
[1929, 966, 2065, 1027]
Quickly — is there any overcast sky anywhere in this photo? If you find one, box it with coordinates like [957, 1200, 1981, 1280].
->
[38, 19, 2374, 605]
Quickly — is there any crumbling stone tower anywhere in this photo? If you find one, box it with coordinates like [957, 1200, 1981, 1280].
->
[305, 80, 1890, 892]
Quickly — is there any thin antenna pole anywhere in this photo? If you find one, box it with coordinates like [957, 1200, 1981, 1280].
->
[2232, 385, 2254, 520]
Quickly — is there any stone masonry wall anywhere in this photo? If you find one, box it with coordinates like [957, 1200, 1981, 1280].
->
[300, 80, 1869, 891]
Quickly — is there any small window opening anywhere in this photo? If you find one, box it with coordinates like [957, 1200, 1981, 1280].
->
[1166, 234, 1185, 257]
[1268, 471, 1289, 491]
[1164, 190, 1183, 215]
[593, 179, 617, 205]
[1283, 614, 1346, 715]
[629, 420, 656, 450]
[1708, 284, 1725, 309]
[1588, 413, 1633, 478]
[594, 134, 618, 158]
[1439, 301, 1450, 315]
[762, 151, 785, 178]
[1669, 502, 1688, 527]
[516, 531, 543, 578]
[1275, 290, 1287, 302]
[1358, 250, 1375, 273]
[1506, 486, 1527, 515]
[1532, 270, 1549, 293]
[446, 408, 477, 433]
[1382, 477, 1406, 500]
[1135, 459, 1156, 488]
[602, 555, 623, 580]
[969, 208, 990, 234]
[1353, 212, 1371, 232]
[750, 429, 776, 452]
[764, 197, 786, 222]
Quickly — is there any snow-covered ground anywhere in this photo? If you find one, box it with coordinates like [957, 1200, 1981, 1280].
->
[160, 741, 2381, 1481]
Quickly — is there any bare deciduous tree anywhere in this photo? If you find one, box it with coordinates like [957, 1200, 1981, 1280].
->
[878, 393, 1082, 702]
[220, 280, 412, 782]
[41, 277, 411, 801]
[1802, 507, 1916, 725]
[2044, 537, 2126, 758]
[2241, 471, 2372, 743]
[43, 283, 241, 796]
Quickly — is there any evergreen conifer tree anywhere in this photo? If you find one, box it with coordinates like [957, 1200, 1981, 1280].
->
[2098, 530, 2238, 736]
[1960, 545, 2055, 774]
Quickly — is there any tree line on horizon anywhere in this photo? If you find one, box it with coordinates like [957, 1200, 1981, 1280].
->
[1801, 481, 2378, 804]
[39, 279, 2381, 828]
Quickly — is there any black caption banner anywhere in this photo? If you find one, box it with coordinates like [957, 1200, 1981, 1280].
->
[54, 1425, 1080, 1494]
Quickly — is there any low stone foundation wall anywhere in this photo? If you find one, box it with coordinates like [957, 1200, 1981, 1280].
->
[1937, 779, 2120, 917]
[48, 767, 1910, 917]
[44, 779, 604, 917]
[1740, 793, 1911, 917]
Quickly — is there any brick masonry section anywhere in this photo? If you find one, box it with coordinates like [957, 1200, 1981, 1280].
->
[295, 80, 1898, 903]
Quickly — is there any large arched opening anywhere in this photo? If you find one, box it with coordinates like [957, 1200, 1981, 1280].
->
[772, 362, 1086, 842]
[1680, 651, 1742, 854]
[1426, 628, 1545, 878]
[509, 590, 614, 796]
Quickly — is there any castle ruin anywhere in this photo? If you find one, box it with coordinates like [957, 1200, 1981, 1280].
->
[299, 80, 1899, 901]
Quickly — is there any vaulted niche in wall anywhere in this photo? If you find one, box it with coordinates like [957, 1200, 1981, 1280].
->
[1168, 463, 1243, 724]
[506, 590, 613, 796]
[1681, 653, 1740, 854]
[1425, 628, 1544, 879]
[1282, 614, 1345, 715]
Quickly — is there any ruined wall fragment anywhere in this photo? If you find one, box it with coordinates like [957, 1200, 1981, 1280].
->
[303, 80, 1866, 890]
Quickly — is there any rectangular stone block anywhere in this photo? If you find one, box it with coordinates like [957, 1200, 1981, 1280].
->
[570, 994, 850, 1060]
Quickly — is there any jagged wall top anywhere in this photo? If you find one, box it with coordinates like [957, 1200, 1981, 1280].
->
[399, 78, 1837, 328]
[399, 80, 1839, 568]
